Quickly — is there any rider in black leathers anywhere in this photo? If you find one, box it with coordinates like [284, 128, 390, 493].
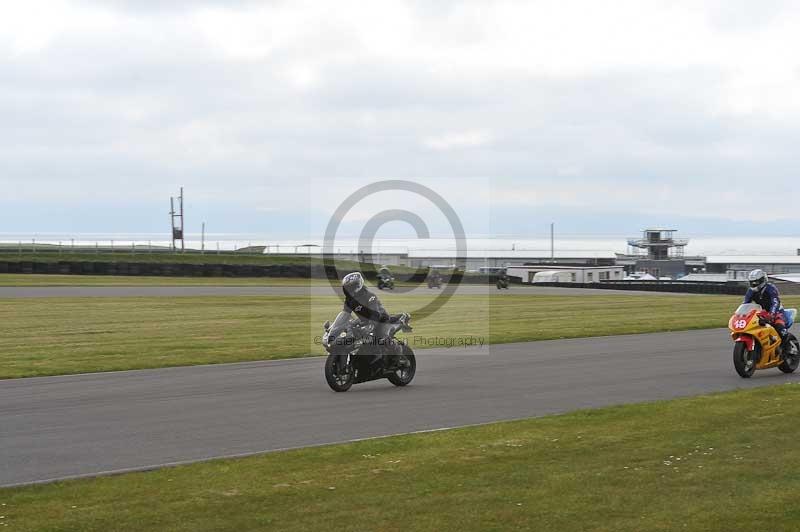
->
[341, 272, 405, 361]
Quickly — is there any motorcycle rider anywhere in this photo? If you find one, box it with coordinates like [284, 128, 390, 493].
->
[341, 272, 405, 363]
[744, 269, 791, 348]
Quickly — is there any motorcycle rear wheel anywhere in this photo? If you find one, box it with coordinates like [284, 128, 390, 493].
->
[778, 335, 800, 374]
[325, 354, 354, 392]
[388, 346, 416, 387]
[733, 342, 756, 378]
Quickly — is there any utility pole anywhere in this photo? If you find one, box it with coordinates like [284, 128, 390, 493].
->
[201, 222, 205, 254]
[170, 197, 176, 252]
[550, 222, 554, 263]
[170, 187, 185, 252]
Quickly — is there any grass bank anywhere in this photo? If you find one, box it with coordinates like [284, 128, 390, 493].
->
[2, 384, 798, 531]
[1, 293, 785, 379]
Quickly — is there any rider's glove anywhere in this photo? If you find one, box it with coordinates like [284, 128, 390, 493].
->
[391, 312, 409, 324]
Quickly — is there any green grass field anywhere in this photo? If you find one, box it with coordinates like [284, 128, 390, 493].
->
[3, 383, 798, 532]
[1, 293, 790, 379]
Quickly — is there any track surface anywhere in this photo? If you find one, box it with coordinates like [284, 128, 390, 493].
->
[2, 328, 796, 487]
[0, 285, 700, 298]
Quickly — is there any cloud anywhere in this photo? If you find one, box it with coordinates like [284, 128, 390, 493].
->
[2, 0, 800, 236]
[423, 130, 494, 151]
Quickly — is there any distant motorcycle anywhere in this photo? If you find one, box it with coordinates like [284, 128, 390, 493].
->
[728, 303, 799, 378]
[496, 275, 509, 290]
[377, 267, 395, 290]
[377, 275, 395, 290]
[322, 312, 416, 392]
[427, 272, 442, 289]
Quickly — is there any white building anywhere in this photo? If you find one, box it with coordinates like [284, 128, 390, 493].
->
[706, 256, 800, 277]
[506, 265, 626, 284]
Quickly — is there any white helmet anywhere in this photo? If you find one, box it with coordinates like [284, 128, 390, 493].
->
[747, 269, 768, 292]
[342, 272, 364, 293]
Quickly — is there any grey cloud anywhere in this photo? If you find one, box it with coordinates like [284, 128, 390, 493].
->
[75, 0, 268, 13]
[3, 0, 800, 233]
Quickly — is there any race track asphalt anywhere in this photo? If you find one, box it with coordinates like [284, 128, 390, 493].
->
[2, 328, 796, 487]
[0, 285, 702, 298]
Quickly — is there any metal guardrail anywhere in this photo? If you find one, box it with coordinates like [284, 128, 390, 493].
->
[532, 280, 747, 295]
[528, 280, 800, 295]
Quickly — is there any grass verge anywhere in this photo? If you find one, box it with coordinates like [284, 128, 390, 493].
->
[2, 294, 792, 379]
[2, 384, 799, 532]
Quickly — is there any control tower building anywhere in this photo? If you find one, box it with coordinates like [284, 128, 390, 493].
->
[617, 229, 700, 279]
[627, 229, 689, 260]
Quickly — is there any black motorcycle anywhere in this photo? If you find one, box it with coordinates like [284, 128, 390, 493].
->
[322, 312, 416, 392]
[496, 275, 509, 289]
[427, 271, 442, 289]
[377, 274, 395, 290]
[376, 267, 395, 290]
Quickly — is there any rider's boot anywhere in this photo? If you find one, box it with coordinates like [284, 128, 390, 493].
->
[384, 340, 403, 369]
[778, 328, 795, 357]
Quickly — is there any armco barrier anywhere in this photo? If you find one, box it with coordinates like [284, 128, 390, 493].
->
[9, 261, 797, 295]
[0, 260, 327, 278]
[529, 280, 800, 295]
[0, 260, 507, 285]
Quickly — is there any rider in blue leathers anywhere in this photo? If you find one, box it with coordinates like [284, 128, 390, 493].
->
[743, 269, 789, 344]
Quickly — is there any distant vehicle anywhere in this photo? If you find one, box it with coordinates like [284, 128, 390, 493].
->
[532, 271, 573, 283]
[427, 268, 443, 289]
[377, 266, 395, 290]
[496, 268, 510, 290]
[479, 266, 506, 275]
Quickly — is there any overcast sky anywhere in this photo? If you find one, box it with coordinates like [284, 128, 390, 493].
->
[2, 0, 799, 238]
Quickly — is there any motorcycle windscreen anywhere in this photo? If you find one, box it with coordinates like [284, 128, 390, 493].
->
[734, 303, 762, 315]
[329, 311, 352, 336]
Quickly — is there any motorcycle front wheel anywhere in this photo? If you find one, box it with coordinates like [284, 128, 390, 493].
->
[733, 342, 757, 378]
[779, 335, 800, 374]
[325, 354, 354, 392]
[387, 345, 416, 387]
